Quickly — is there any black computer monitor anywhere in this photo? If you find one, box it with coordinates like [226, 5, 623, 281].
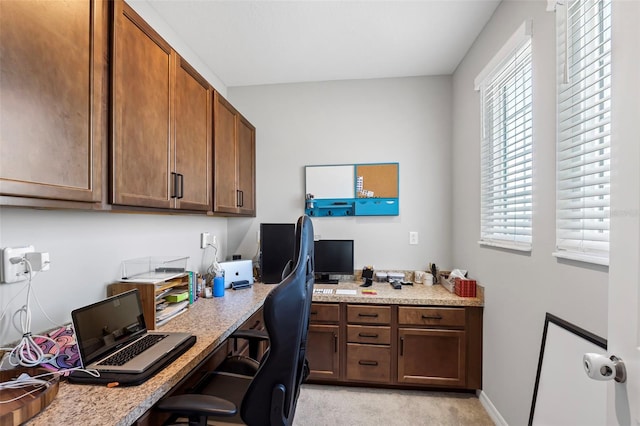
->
[313, 239, 354, 284]
[260, 223, 296, 284]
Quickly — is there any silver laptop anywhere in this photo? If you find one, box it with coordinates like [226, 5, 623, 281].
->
[71, 289, 192, 373]
[219, 260, 254, 288]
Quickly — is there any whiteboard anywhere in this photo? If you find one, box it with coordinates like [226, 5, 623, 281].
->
[529, 313, 607, 426]
[305, 165, 354, 199]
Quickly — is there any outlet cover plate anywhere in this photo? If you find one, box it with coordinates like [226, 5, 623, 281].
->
[1, 246, 35, 284]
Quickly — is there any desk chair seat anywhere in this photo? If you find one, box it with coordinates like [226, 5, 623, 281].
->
[157, 215, 315, 426]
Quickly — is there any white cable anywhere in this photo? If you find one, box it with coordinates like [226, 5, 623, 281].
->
[0, 368, 100, 404]
[1, 258, 60, 368]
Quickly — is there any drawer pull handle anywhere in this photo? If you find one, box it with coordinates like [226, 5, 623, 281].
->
[358, 360, 378, 366]
[358, 333, 379, 338]
[422, 314, 443, 320]
[310, 311, 318, 315]
[358, 313, 379, 318]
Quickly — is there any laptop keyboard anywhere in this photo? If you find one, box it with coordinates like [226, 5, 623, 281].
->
[98, 334, 168, 366]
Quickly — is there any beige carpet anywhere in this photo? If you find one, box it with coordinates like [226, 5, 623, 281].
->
[294, 384, 495, 426]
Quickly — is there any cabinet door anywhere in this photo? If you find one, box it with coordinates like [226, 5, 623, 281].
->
[112, 1, 172, 208]
[236, 115, 256, 216]
[174, 57, 212, 211]
[398, 328, 466, 387]
[213, 92, 239, 214]
[307, 324, 340, 381]
[0, 0, 107, 205]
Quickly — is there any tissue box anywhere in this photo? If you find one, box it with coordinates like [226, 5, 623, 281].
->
[454, 278, 477, 297]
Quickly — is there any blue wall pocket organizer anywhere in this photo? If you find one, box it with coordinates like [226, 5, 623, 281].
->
[305, 163, 399, 217]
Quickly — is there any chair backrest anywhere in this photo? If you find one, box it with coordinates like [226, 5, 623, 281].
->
[241, 215, 315, 426]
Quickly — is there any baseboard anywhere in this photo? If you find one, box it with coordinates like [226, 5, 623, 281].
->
[477, 389, 508, 426]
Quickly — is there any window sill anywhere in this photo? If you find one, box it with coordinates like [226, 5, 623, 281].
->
[552, 251, 609, 267]
[478, 240, 532, 252]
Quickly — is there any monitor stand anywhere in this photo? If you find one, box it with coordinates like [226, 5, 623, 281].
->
[315, 274, 339, 284]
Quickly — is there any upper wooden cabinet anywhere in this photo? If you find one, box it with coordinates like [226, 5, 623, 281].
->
[111, 1, 212, 211]
[0, 0, 108, 207]
[213, 92, 256, 216]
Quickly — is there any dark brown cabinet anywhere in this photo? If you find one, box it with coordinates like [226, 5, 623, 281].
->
[306, 302, 483, 390]
[174, 57, 212, 211]
[112, 1, 211, 211]
[0, 0, 108, 207]
[345, 305, 391, 384]
[213, 92, 256, 216]
[307, 303, 340, 381]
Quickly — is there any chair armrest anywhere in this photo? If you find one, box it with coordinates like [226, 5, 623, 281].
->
[231, 328, 268, 342]
[156, 394, 237, 418]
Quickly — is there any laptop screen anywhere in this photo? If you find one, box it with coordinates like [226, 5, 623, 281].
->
[72, 290, 147, 365]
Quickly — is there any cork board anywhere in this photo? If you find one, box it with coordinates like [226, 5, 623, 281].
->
[355, 164, 398, 198]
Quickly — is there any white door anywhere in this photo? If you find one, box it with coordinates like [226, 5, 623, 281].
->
[607, 1, 640, 424]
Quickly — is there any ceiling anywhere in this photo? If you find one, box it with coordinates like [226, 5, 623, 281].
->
[143, 0, 501, 88]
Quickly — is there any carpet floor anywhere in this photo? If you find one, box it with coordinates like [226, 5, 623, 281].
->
[294, 384, 495, 426]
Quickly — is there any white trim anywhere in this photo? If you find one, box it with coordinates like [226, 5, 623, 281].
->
[478, 390, 508, 426]
[552, 251, 609, 266]
[546, 0, 560, 12]
[478, 240, 532, 252]
[474, 20, 533, 91]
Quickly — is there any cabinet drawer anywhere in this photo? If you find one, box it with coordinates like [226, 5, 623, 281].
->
[398, 306, 465, 327]
[347, 305, 391, 324]
[346, 343, 390, 383]
[309, 303, 340, 323]
[347, 325, 390, 345]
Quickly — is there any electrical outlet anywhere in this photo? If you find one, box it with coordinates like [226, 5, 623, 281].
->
[212, 235, 217, 245]
[409, 232, 419, 245]
[1, 246, 35, 284]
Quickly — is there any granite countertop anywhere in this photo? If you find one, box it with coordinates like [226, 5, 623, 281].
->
[311, 281, 484, 307]
[26, 280, 482, 425]
[28, 283, 276, 426]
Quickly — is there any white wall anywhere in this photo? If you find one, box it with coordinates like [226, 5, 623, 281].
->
[227, 76, 453, 272]
[451, 1, 608, 424]
[0, 208, 227, 344]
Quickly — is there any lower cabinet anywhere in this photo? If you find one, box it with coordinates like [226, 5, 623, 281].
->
[307, 302, 483, 390]
[307, 303, 340, 380]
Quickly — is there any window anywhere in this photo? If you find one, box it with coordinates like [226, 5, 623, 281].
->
[475, 21, 533, 251]
[553, 0, 611, 265]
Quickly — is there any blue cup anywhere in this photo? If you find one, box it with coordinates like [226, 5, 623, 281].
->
[213, 276, 225, 297]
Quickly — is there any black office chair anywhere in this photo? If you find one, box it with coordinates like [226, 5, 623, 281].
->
[158, 215, 315, 426]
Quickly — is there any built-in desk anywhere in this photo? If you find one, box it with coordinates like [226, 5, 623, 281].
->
[307, 282, 484, 390]
[28, 283, 276, 426]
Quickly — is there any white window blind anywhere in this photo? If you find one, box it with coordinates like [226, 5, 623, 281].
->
[554, 0, 611, 265]
[477, 23, 533, 251]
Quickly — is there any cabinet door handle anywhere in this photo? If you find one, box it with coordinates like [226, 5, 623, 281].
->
[236, 190, 242, 207]
[422, 314, 443, 320]
[240, 190, 244, 207]
[333, 333, 338, 353]
[358, 333, 379, 338]
[358, 313, 379, 318]
[400, 336, 404, 356]
[177, 173, 184, 199]
[171, 172, 178, 198]
[358, 360, 378, 366]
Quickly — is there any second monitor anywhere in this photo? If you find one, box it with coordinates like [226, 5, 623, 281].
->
[314, 239, 354, 284]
